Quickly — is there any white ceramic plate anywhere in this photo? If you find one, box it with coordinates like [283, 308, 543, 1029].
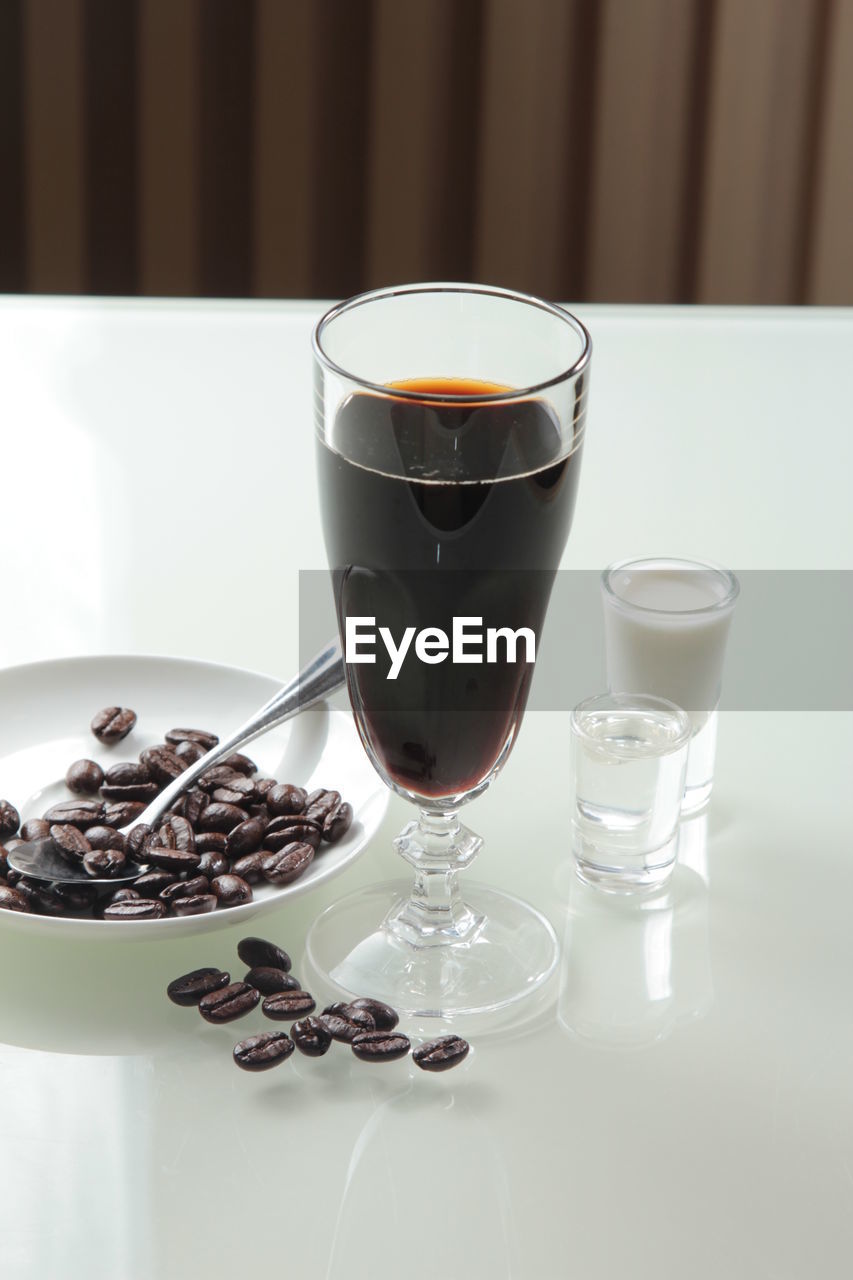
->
[0, 654, 387, 940]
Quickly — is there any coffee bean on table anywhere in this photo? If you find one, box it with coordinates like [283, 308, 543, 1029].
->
[43, 800, 105, 829]
[261, 842, 314, 885]
[140, 745, 185, 786]
[266, 784, 307, 817]
[230, 852, 265, 883]
[104, 761, 151, 788]
[174, 739, 206, 766]
[158, 815, 195, 853]
[243, 967, 300, 995]
[199, 982, 259, 1023]
[103, 898, 167, 921]
[197, 850, 229, 880]
[171, 893, 218, 917]
[65, 759, 104, 794]
[220, 753, 257, 777]
[212, 775, 255, 804]
[127, 824, 156, 862]
[320, 1008, 376, 1043]
[347, 997, 399, 1032]
[103, 800, 147, 828]
[170, 788, 208, 826]
[225, 817, 266, 858]
[412, 1035, 470, 1072]
[198, 766, 243, 793]
[211, 874, 253, 908]
[50, 823, 92, 862]
[20, 818, 51, 842]
[265, 815, 322, 848]
[351, 1030, 411, 1063]
[291, 1016, 333, 1057]
[167, 967, 231, 1006]
[86, 826, 127, 853]
[304, 789, 340, 821]
[254, 778, 276, 799]
[160, 875, 210, 903]
[237, 936, 292, 971]
[323, 801, 353, 843]
[233, 1031, 294, 1071]
[145, 845, 201, 874]
[0, 801, 20, 838]
[100, 781, 159, 803]
[199, 802, 248, 833]
[133, 870, 177, 895]
[195, 831, 228, 854]
[165, 727, 219, 750]
[261, 990, 316, 1021]
[83, 846, 127, 878]
[322, 1002, 352, 1019]
[91, 706, 137, 744]
[0, 884, 32, 913]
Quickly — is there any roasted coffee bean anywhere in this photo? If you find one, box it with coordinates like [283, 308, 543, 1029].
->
[322, 1002, 353, 1019]
[211, 787, 248, 807]
[211, 874, 252, 907]
[248, 804, 270, 822]
[320, 1009, 376, 1043]
[323, 801, 353, 843]
[264, 821, 322, 853]
[412, 1035, 470, 1072]
[43, 800, 104, 829]
[160, 875, 210, 903]
[243, 966, 300, 995]
[103, 898, 166, 921]
[0, 846, 10, 877]
[195, 831, 228, 854]
[215, 775, 256, 802]
[171, 893, 217, 917]
[225, 817, 266, 858]
[197, 849, 229, 880]
[140, 745, 185, 785]
[127, 824, 156, 862]
[86, 825, 127, 853]
[200, 802, 248, 833]
[92, 887, 140, 917]
[0, 884, 32, 913]
[198, 766, 243, 793]
[103, 800, 147, 828]
[167, 967, 230, 1006]
[233, 1031, 294, 1071]
[21, 880, 66, 916]
[230, 852, 265, 883]
[199, 981, 259, 1023]
[220, 753, 257, 777]
[133, 869, 177, 895]
[54, 882, 100, 911]
[145, 845, 200, 874]
[104, 761, 151, 788]
[83, 846, 127, 878]
[351, 1030, 411, 1063]
[291, 1016, 333, 1057]
[266, 784, 307, 817]
[170, 788, 208, 825]
[261, 841, 314, 886]
[174, 739, 206, 765]
[303, 789, 340, 821]
[254, 778, 276, 799]
[100, 781, 159, 803]
[347, 997, 399, 1032]
[65, 759, 104, 794]
[165, 727, 219, 750]
[0, 801, 20, 838]
[91, 706, 137, 744]
[237, 936, 292, 972]
[50, 823, 92, 862]
[158, 814, 195, 852]
[20, 818, 51, 842]
[261, 989, 316, 1021]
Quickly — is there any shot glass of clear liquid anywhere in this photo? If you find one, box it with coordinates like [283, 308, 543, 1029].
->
[571, 693, 690, 893]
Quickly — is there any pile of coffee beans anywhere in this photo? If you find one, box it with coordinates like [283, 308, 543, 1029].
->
[168, 934, 470, 1074]
[0, 707, 354, 920]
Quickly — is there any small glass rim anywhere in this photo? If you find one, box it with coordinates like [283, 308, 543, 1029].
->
[571, 692, 692, 757]
[601, 556, 740, 620]
[311, 281, 592, 403]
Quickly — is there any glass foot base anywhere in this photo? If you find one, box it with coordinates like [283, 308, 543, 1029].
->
[304, 879, 559, 1018]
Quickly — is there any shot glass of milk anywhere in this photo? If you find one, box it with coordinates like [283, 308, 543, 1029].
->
[601, 557, 739, 813]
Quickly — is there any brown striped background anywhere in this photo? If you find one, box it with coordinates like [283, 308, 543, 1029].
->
[1, 0, 851, 303]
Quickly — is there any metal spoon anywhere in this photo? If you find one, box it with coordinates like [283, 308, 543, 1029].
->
[7, 640, 345, 886]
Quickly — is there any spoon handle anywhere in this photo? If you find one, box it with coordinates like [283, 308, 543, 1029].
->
[129, 639, 345, 834]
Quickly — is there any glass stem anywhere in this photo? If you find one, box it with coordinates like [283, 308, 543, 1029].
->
[387, 808, 485, 947]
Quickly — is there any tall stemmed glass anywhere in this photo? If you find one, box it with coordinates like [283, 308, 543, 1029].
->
[307, 283, 591, 1017]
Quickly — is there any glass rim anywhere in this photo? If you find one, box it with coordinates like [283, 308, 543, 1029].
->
[601, 556, 740, 619]
[571, 692, 692, 756]
[311, 281, 592, 403]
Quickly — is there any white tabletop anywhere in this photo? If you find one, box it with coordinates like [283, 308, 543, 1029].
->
[0, 298, 851, 1279]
